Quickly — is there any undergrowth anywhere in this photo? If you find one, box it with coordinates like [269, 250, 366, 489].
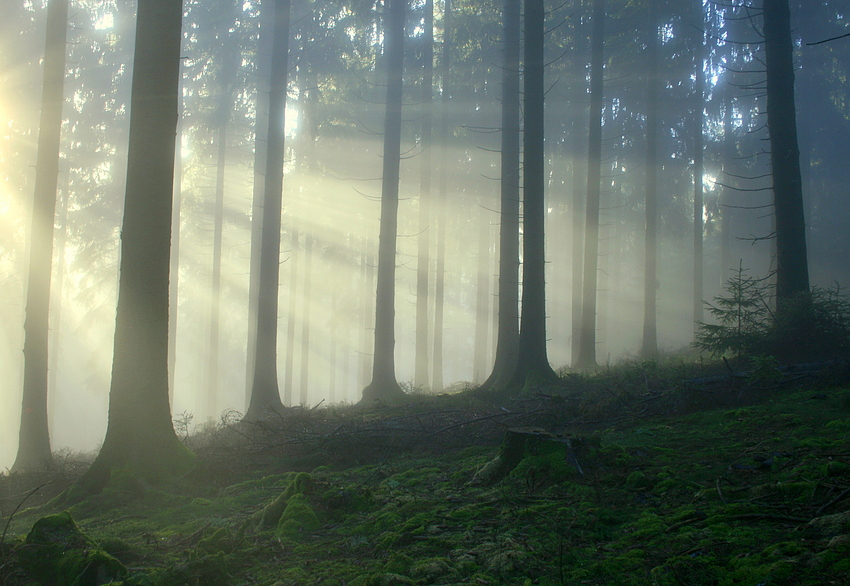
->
[2, 360, 850, 586]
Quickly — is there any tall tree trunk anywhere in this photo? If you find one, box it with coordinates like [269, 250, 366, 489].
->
[283, 225, 299, 406]
[245, 0, 275, 409]
[414, 0, 434, 390]
[299, 232, 313, 405]
[207, 116, 228, 421]
[479, 0, 520, 392]
[361, 0, 406, 403]
[47, 167, 70, 436]
[569, 0, 587, 368]
[431, 0, 452, 393]
[244, 0, 291, 420]
[720, 93, 734, 286]
[575, 0, 605, 369]
[472, 209, 491, 383]
[13, 0, 68, 472]
[509, 0, 558, 389]
[358, 243, 371, 390]
[641, 0, 660, 361]
[73, 0, 192, 494]
[692, 3, 705, 333]
[763, 0, 809, 301]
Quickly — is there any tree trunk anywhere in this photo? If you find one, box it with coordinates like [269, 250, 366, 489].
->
[73, 0, 192, 493]
[481, 0, 522, 392]
[283, 225, 299, 406]
[13, 0, 68, 472]
[414, 0, 434, 390]
[361, 0, 406, 403]
[473, 208, 491, 383]
[245, 0, 275, 409]
[169, 95, 184, 406]
[575, 0, 604, 369]
[431, 0, 452, 394]
[763, 0, 809, 302]
[509, 0, 558, 389]
[299, 232, 313, 405]
[692, 2, 705, 333]
[245, 0, 291, 420]
[641, 0, 659, 361]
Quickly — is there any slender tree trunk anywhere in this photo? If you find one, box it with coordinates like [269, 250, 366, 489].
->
[245, 0, 275, 409]
[73, 0, 192, 493]
[692, 3, 705, 333]
[414, 0, 434, 390]
[245, 0, 291, 419]
[329, 288, 337, 403]
[509, 0, 558, 389]
[431, 0, 452, 393]
[299, 232, 313, 405]
[641, 0, 660, 361]
[479, 0, 520, 392]
[207, 119, 228, 421]
[358, 243, 371, 390]
[13, 0, 68, 472]
[720, 93, 734, 286]
[361, 0, 406, 402]
[472, 210, 491, 383]
[569, 0, 587, 368]
[283, 225, 299, 406]
[47, 167, 70, 436]
[575, 0, 604, 369]
[763, 0, 809, 301]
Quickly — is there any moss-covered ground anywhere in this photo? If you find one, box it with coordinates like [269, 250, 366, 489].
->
[2, 360, 850, 585]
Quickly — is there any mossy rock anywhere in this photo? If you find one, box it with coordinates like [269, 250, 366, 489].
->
[20, 511, 128, 586]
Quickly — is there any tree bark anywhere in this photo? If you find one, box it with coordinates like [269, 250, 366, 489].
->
[245, 0, 291, 420]
[575, 0, 604, 369]
[414, 0, 434, 390]
[361, 0, 406, 403]
[508, 0, 559, 389]
[692, 1, 705, 333]
[432, 0, 452, 393]
[299, 232, 313, 405]
[478, 0, 520, 393]
[641, 0, 659, 361]
[763, 0, 809, 302]
[13, 0, 69, 472]
[73, 0, 192, 492]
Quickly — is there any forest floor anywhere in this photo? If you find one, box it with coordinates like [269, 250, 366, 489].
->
[2, 357, 850, 586]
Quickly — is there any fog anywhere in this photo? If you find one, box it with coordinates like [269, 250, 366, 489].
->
[2, 0, 848, 471]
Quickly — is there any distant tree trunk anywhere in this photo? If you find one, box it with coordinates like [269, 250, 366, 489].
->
[245, 0, 275, 409]
[329, 288, 337, 403]
[13, 0, 68, 472]
[692, 3, 705, 333]
[570, 0, 589, 366]
[472, 208, 491, 383]
[720, 93, 734, 286]
[47, 166, 70, 435]
[575, 0, 604, 369]
[479, 0, 520, 392]
[414, 0, 434, 390]
[299, 232, 313, 405]
[506, 0, 558, 389]
[73, 0, 192, 493]
[431, 0, 452, 393]
[244, 0, 291, 420]
[358, 243, 371, 390]
[361, 0, 406, 403]
[283, 225, 299, 406]
[641, 0, 659, 361]
[763, 0, 809, 301]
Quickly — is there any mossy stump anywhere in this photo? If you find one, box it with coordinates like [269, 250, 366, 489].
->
[472, 427, 601, 485]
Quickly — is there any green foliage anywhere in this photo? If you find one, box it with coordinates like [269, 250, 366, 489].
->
[696, 266, 850, 362]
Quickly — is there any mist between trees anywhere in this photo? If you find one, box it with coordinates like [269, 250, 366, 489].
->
[1, 0, 848, 470]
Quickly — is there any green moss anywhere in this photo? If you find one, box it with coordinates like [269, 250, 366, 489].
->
[20, 512, 127, 586]
[276, 494, 321, 539]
